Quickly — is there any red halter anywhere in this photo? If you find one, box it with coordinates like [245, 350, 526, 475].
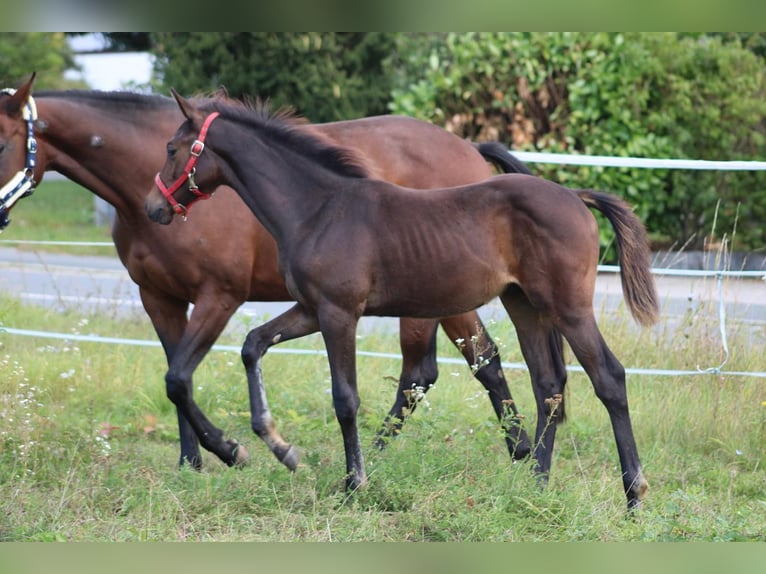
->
[154, 111, 220, 217]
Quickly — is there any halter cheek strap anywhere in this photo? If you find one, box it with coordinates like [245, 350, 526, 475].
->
[0, 89, 38, 231]
[154, 111, 220, 218]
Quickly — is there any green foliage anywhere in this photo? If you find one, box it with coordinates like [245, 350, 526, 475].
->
[0, 33, 79, 90]
[149, 33, 398, 122]
[389, 33, 766, 255]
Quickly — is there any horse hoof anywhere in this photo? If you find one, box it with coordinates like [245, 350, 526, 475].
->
[225, 439, 249, 467]
[279, 445, 299, 472]
[345, 474, 368, 493]
[233, 443, 250, 467]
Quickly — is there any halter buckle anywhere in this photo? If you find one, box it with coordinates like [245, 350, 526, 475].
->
[190, 140, 205, 157]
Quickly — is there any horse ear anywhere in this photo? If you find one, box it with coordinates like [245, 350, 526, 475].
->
[213, 85, 229, 100]
[3, 72, 36, 118]
[170, 88, 202, 123]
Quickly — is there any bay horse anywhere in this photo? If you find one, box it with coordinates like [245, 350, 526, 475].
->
[0, 75, 534, 473]
[146, 92, 659, 510]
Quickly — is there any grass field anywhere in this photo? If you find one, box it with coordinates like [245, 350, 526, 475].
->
[0, 181, 764, 541]
[0, 179, 116, 256]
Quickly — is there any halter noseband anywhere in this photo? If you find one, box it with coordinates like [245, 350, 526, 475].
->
[154, 111, 220, 219]
[0, 89, 38, 231]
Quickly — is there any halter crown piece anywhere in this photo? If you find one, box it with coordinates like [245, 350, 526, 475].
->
[0, 88, 38, 231]
[154, 111, 220, 220]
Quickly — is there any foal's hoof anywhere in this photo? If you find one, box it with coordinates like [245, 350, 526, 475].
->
[345, 474, 368, 493]
[278, 445, 299, 472]
[233, 443, 250, 467]
[627, 472, 649, 511]
[226, 439, 250, 467]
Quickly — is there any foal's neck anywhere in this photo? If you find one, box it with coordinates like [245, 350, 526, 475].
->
[214, 121, 354, 244]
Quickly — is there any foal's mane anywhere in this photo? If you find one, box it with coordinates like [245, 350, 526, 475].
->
[199, 97, 371, 180]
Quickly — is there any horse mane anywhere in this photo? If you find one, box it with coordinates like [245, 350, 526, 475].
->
[199, 97, 371, 180]
[33, 89, 175, 112]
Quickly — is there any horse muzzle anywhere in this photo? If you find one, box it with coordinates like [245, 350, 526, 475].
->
[145, 191, 176, 225]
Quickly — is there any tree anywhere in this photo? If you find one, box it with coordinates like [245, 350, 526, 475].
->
[149, 33, 397, 122]
[0, 33, 79, 90]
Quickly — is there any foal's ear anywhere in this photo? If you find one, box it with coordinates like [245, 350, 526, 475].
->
[3, 72, 36, 118]
[213, 85, 229, 100]
[170, 88, 203, 123]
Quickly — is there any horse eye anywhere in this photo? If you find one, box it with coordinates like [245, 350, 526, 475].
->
[0, 143, 5, 154]
[166, 144, 176, 158]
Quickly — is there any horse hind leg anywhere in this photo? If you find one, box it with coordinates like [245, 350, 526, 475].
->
[374, 317, 441, 449]
[500, 287, 567, 481]
[439, 312, 531, 461]
[557, 312, 648, 510]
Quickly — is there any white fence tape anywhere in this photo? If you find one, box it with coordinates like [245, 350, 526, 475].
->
[513, 151, 766, 171]
[2, 326, 765, 379]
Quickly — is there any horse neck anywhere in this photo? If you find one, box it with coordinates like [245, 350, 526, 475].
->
[35, 94, 180, 220]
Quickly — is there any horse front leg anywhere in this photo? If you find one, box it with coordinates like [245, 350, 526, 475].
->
[141, 289, 202, 469]
[241, 303, 320, 471]
[318, 304, 366, 491]
[151, 291, 248, 468]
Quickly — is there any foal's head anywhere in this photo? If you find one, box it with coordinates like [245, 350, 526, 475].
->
[144, 90, 227, 224]
[146, 89, 370, 225]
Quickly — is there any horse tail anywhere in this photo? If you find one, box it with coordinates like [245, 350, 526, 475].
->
[474, 142, 534, 175]
[577, 190, 660, 327]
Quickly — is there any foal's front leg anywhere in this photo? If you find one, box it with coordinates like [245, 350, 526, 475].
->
[317, 304, 366, 491]
[241, 303, 320, 471]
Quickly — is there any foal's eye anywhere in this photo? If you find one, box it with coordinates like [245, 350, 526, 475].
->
[0, 143, 5, 155]
[166, 144, 176, 158]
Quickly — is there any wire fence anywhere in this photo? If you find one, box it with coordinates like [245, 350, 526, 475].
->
[1, 151, 765, 378]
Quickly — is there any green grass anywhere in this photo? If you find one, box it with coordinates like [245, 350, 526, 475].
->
[0, 179, 116, 256]
[1, 292, 764, 541]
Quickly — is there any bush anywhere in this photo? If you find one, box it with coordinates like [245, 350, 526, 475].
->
[389, 33, 766, 256]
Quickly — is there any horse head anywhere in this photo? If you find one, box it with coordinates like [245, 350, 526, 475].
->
[0, 73, 40, 230]
[145, 90, 223, 225]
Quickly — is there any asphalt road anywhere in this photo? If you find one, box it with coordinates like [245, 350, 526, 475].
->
[1, 246, 764, 342]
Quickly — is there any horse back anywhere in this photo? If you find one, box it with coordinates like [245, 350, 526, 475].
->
[311, 115, 495, 187]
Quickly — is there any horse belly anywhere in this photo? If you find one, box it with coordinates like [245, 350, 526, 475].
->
[365, 258, 513, 318]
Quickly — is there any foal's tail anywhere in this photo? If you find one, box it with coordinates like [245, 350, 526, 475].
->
[474, 142, 534, 176]
[577, 190, 660, 327]
[475, 143, 659, 327]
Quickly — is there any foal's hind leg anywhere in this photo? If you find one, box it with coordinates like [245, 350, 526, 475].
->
[241, 303, 320, 471]
[557, 312, 648, 510]
[500, 287, 568, 480]
[439, 313, 531, 460]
